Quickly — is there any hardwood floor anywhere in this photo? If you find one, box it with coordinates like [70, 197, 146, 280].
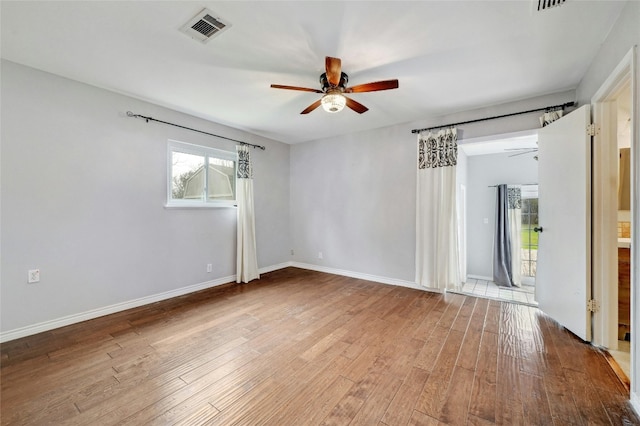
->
[1, 267, 637, 425]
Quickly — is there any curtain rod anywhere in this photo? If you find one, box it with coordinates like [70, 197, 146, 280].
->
[126, 111, 266, 150]
[411, 102, 575, 134]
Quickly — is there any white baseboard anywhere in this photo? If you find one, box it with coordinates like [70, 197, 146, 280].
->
[259, 262, 292, 275]
[0, 262, 291, 343]
[1, 262, 422, 342]
[290, 262, 421, 290]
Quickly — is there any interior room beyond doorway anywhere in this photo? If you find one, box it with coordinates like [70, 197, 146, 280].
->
[457, 130, 539, 306]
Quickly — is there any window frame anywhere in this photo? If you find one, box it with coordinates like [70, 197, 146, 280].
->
[166, 139, 237, 208]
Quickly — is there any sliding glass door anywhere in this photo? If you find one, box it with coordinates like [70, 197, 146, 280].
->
[521, 184, 538, 285]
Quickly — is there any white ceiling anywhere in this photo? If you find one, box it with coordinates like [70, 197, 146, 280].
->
[459, 130, 538, 156]
[0, 1, 627, 144]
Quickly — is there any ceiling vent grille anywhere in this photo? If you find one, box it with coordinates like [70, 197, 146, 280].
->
[536, 0, 566, 11]
[180, 9, 231, 43]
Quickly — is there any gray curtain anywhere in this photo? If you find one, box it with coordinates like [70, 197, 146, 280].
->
[493, 184, 513, 287]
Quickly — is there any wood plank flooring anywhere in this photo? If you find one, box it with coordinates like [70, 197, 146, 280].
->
[1, 267, 637, 425]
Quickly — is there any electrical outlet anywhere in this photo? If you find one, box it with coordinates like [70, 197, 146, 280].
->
[207, 264, 212, 273]
[318, 252, 323, 259]
[28, 269, 40, 283]
[290, 249, 294, 256]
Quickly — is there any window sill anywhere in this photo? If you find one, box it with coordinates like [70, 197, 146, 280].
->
[164, 203, 237, 209]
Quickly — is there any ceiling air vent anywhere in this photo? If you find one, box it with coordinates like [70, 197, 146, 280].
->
[536, 0, 566, 11]
[179, 9, 231, 44]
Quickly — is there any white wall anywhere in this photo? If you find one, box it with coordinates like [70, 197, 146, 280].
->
[0, 60, 291, 338]
[465, 153, 538, 279]
[574, 0, 640, 411]
[290, 126, 417, 283]
[289, 91, 574, 285]
[575, 1, 639, 108]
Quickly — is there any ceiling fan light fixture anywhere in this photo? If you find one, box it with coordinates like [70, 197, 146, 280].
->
[270, 56, 398, 114]
[321, 93, 346, 113]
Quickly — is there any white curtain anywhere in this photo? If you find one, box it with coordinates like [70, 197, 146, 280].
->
[508, 186, 522, 287]
[416, 128, 461, 292]
[236, 145, 259, 283]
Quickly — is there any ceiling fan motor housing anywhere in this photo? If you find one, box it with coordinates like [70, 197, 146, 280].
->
[320, 72, 348, 92]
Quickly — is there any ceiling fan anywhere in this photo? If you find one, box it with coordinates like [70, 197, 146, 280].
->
[270, 56, 399, 115]
[505, 146, 538, 160]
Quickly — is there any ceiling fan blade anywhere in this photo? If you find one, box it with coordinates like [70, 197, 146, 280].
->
[508, 150, 537, 157]
[300, 99, 322, 114]
[345, 79, 399, 93]
[504, 147, 539, 151]
[270, 84, 323, 93]
[325, 56, 342, 86]
[344, 96, 368, 114]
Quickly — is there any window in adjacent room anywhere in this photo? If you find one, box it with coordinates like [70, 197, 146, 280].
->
[520, 184, 539, 284]
[167, 140, 236, 207]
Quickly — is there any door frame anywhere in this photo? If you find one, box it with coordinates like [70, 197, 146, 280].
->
[591, 46, 636, 388]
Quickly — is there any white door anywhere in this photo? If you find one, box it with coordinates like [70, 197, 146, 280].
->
[536, 105, 592, 341]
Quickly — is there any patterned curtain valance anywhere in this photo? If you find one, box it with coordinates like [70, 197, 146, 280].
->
[418, 128, 457, 169]
[507, 186, 521, 210]
[237, 145, 252, 179]
[540, 109, 564, 127]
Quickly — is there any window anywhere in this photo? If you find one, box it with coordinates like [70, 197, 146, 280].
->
[167, 140, 236, 207]
[520, 184, 539, 281]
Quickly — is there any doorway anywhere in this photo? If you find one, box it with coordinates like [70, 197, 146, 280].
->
[597, 78, 633, 378]
[591, 47, 636, 387]
[456, 130, 539, 306]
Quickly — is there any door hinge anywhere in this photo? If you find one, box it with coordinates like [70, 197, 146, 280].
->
[586, 123, 598, 136]
[587, 299, 599, 313]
